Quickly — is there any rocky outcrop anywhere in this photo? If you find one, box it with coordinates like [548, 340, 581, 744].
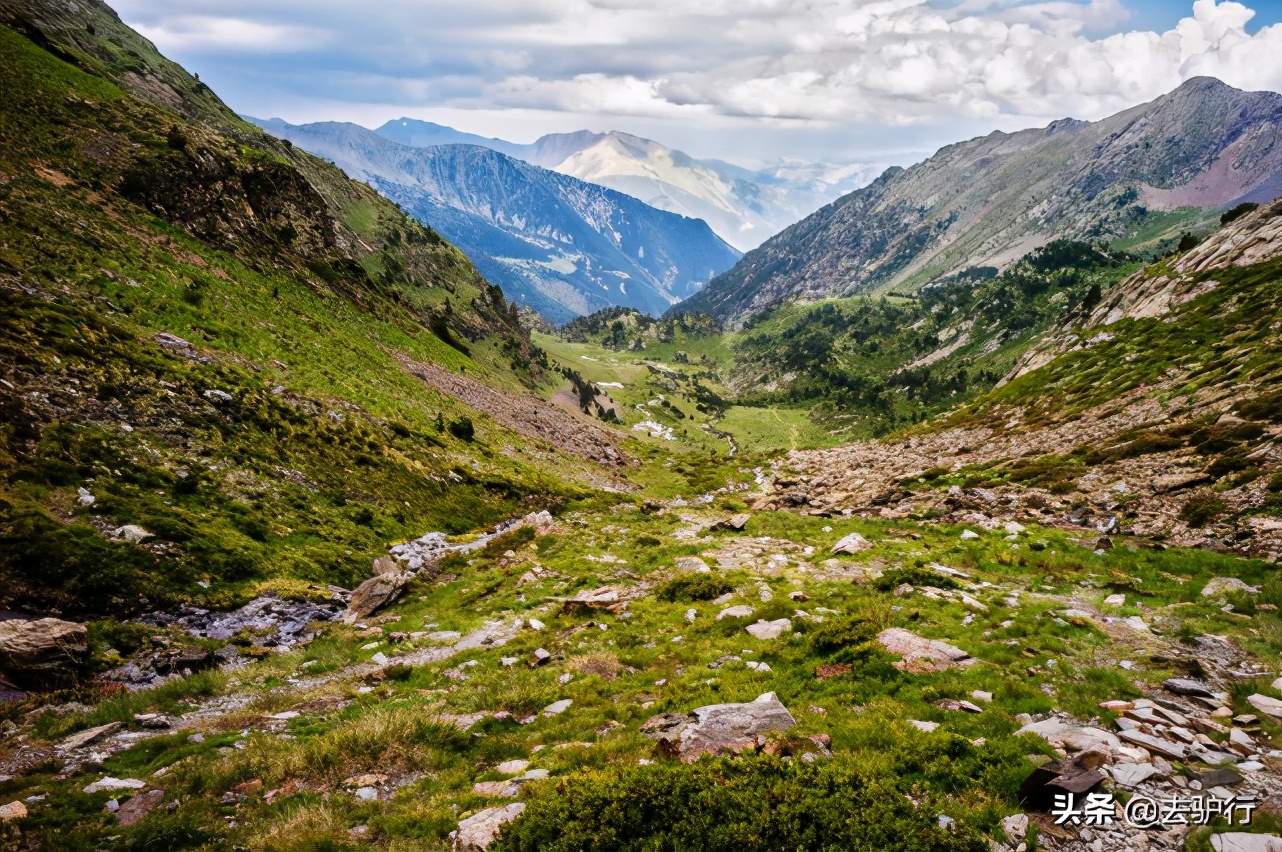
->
[452, 803, 526, 852]
[0, 618, 88, 682]
[877, 628, 975, 673]
[641, 692, 797, 761]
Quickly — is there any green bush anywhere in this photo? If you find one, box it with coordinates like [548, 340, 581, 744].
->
[490, 755, 987, 852]
[656, 574, 734, 603]
[873, 566, 959, 592]
[1179, 494, 1228, 528]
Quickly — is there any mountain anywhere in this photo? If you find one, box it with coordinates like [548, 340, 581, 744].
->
[374, 119, 878, 250]
[255, 119, 741, 324]
[682, 77, 1282, 324]
[0, 0, 623, 618]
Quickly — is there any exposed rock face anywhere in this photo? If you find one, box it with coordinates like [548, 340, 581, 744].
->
[877, 628, 975, 673]
[684, 77, 1282, 324]
[642, 692, 797, 761]
[0, 618, 88, 681]
[452, 802, 526, 852]
[345, 573, 412, 622]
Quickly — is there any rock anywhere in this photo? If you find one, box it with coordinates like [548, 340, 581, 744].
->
[542, 699, 572, 717]
[562, 586, 622, 614]
[77, 487, 95, 506]
[1111, 762, 1158, 787]
[494, 760, 529, 775]
[908, 720, 939, 732]
[717, 605, 755, 620]
[1016, 718, 1120, 753]
[642, 692, 797, 762]
[1247, 694, 1282, 719]
[1001, 813, 1028, 842]
[1164, 677, 1216, 698]
[1116, 729, 1186, 759]
[59, 722, 123, 751]
[344, 573, 411, 621]
[472, 781, 516, 798]
[1102, 593, 1125, 607]
[83, 777, 146, 794]
[0, 801, 26, 821]
[788, 590, 808, 602]
[453, 803, 526, 852]
[532, 648, 552, 665]
[745, 619, 792, 640]
[0, 617, 88, 681]
[877, 628, 975, 673]
[675, 556, 710, 573]
[971, 690, 993, 703]
[371, 555, 399, 576]
[527, 619, 545, 631]
[203, 389, 233, 403]
[355, 787, 379, 801]
[1004, 522, 1026, 535]
[960, 530, 980, 540]
[113, 524, 154, 543]
[716, 514, 751, 531]
[1202, 577, 1260, 597]
[830, 532, 872, 554]
[1210, 834, 1282, 852]
[116, 789, 164, 826]
[1018, 752, 1107, 811]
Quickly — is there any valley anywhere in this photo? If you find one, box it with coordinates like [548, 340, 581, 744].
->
[3, 1, 1282, 851]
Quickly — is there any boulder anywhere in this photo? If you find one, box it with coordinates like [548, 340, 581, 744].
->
[116, 789, 164, 826]
[830, 532, 872, 554]
[716, 514, 751, 531]
[876, 628, 975, 673]
[1248, 694, 1282, 719]
[642, 692, 796, 762]
[453, 803, 526, 852]
[0, 618, 88, 682]
[561, 586, 622, 614]
[0, 801, 26, 821]
[1016, 718, 1120, 754]
[1164, 677, 1215, 698]
[344, 573, 411, 622]
[717, 605, 755, 620]
[1202, 577, 1260, 598]
[59, 722, 124, 752]
[745, 619, 792, 640]
[1018, 751, 1107, 811]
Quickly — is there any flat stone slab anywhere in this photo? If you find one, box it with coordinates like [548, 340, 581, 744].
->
[59, 722, 123, 752]
[1248, 694, 1282, 719]
[745, 619, 791, 640]
[453, 803, 526, 852]
[1017, 718, 1121, 753]
[717, 605, 755, 620]
[877, 628, 975, 673]
[542, 699, 572, 717]
[642, 692, 797, 762]
[1117, 729, 1186, 760]
[83, 777, 146, 794]
[1210, 834, 1282, 852]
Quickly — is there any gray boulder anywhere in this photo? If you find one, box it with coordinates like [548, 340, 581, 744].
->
[642, 692, 797, 762]
[831, 532, 872, 554]
[453, 803, 526, 851]
[0, 617, 88, 681]
[877, 628, 975, 673]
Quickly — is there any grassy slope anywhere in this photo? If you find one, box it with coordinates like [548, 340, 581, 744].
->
[0, 23, 588, 618]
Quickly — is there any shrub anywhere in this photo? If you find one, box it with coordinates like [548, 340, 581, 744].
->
[1179, 494, 1228, 528]
[655, 574, 734, 603]
[1221, 202, 1259, 225]
[447, 417, 475, 441]
[490, 755, 988, 852]
[873, 566, 959, 593]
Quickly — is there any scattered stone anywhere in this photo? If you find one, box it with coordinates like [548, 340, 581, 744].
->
[1117, 729, 1187, 760]
[1247, 694, 1282, 720]
[0, 617, 89, 680]
[1001, 813, 1028, 842]
[745, 619, 792, 640]
[717, 605, 755, 620]
[877, 628, 975, 673]
[960, 530, 980, 540]
[716, 514, 751, 531]
[59, 722, 123, 751]
[542, 699, 572, 717]
[83, 777, 146, 794]
[494, 760, 529, 775]
[1164, 678, 1216, 698]
[354, 787, 379, 801]
[344, 573, 411, 621]
[1102, 593, 1126, 607]
[527, 618, 545, 631]
[1202, 577, 1260, 598]
[0, 801, 26, 821]
[1111, 763, 1158, 787]
[970, 690, 993, 703]
[642, 692, 797, 762]
[908, 720, 939, 733]
[112, 524, 154, 543]
[1017, 718, 1121, 753]
[562, 586, 623, 614]
[1019, 751, 1108, 811]
[452, 803, 526, 852]
[788, 590, 808, 602]
[533, 648, 552, 665]
[1210, 834, 1282, 852]
[830, 532, 872, 554]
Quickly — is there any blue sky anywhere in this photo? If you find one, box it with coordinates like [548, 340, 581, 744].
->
[114, 0, 1282, 165]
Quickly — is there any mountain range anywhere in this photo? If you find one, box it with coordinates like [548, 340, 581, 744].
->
[376, 119, 878, 251]
[254, 119, 741, 324]
[683, 76, 1282, 324]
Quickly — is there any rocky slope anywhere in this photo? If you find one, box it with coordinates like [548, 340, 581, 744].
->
[684, 77, 1282, 324]
[255, 120, 741, 324]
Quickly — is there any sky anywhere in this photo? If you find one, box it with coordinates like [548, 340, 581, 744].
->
[112, 0, 1282, 168]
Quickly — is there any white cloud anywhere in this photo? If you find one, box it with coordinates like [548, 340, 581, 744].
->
[111, 0, 1282, 160]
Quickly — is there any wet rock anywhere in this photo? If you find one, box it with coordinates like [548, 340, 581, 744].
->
[0, 617, 88, 682]
[345, 573, 411, 621]
[642, 692, 797, 762]
[830, 532, 872, 554]
[745, 619, 792, 640]
[877, 628, 975, 673]
[116, 789, 164, 826]
[452, 803, 526, 852]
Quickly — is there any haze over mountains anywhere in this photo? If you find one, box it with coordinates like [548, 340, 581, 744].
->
[376, 119, 878, 252]
[683, 77, 1282, 324]
[255, 118, 740, 323]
